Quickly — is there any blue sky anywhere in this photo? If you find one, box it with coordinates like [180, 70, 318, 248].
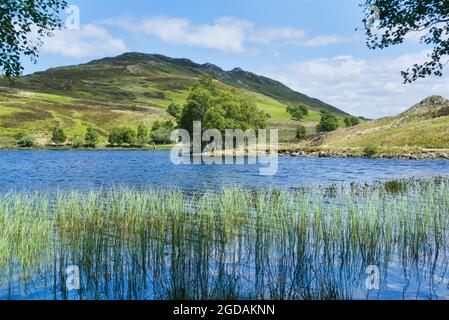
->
[24, 0, 449, 118]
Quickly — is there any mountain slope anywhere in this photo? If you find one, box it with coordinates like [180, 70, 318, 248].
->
[0, 52, 349, 146]
[311, 96, 449, 151]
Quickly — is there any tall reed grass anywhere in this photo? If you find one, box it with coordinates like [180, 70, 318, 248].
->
[0, 178, 448, 299]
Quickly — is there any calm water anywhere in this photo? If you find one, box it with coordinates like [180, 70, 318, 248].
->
[0, 150, 449, 192]
[1, 150, 449, 301]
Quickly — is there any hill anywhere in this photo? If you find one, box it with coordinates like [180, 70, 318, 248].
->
[303, 95, 449, 156]
[0, 53, 349, 147]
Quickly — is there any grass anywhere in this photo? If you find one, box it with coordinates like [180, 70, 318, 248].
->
[0, 52, 350, 148]
[318, 113, 449, 150]
[1, 178, 449, 299]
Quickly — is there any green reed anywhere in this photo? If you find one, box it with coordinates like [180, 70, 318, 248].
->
[0, 178, 449, 299]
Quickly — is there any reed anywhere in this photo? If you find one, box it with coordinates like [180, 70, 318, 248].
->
[0, 178, 448, 299]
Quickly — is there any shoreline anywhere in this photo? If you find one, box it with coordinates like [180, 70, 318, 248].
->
[1, 145, 449, 160]
[278, 149, 449, 160]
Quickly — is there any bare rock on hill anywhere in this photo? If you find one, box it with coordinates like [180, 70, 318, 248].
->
[401, 95, 449, 118]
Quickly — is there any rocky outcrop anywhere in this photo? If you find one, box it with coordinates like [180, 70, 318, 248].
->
[401, 95, 449, 117]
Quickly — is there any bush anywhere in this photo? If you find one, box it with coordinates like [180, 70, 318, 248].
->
[51, 127, 66, 145]
[344, 117, 361, 127]
[72, 136, 85, 148]
[296, 125, 307, 140]
[137, 123, 148, 146]
[108, 127, 136, 146]
[363, 145, 377, 157]
[151, 120, 176, 144]
[287, 104, 309, 121]
[317, 111, 339, 132]
[85, 127, 98, 147]
[167, 103, 181, 120]
[14, 132, 27, 141]
[17, 135, 35, 148]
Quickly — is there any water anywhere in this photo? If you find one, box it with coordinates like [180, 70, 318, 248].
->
[0, 150, 448, 192]
[1, 150, 449, 300]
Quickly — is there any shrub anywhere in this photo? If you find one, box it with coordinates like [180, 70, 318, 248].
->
[167, 103, 182, 120]
[151, 120, 176, 144]
[344, 117, 361, 127]
[72, 136, 85, 149]
[296, 125, 307, 140]
[51, 127, 66, 145]
[137, 123, 148, 146]
[287, 104, 309, 121]
[17, 135, 34, 148]
[14, 132, 27, 141]
[108, 127, 136, 146]
[84, 127, 98, 148]
[363, 145, 377, 157]
[317, 111, 339, 132]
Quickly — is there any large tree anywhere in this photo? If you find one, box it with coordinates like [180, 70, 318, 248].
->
[0, 0, 67, 78]
[179, 76, 268, 135]
[362, 0, 449, 83]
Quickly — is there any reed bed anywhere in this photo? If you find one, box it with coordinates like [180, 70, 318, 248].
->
[0, 178, 449, 300]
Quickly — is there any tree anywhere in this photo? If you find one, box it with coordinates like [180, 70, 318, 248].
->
[72, 136, 84, 148]
[362, 0, 449, 83]
[85, 127, 98, 147]
[344, 116, 361, 127]
[121, 127, 136, 145]
[0, 0, 68, 78]
[151, 120, 175, 144]
[108, 128, 122, 146]
[317, 111, 339, 132]
[296, 125, 307, 141]
[179, 76, 268, 135]
[287, 104, 309, 121]
[51, 127, 66, 145]
[167, 103, 182, 120]
[108, 127, 136, 146]
[137, 123, 148, 146]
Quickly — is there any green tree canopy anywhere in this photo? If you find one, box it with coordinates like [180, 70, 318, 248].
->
[51, 127, 66, 144]
[0, 0, 68, 78]
[296, 125, 307, 141]
[344, 116, 361, 127]
[84, 127, 98, 147]
[137, 123, 148, 146]
[167, 103, 182, 120]
[317, 111, 339, 132]
[108, 127, 136, 146]
[287, 104, 309, 121]
[151, 120, 175, 144]
[179, 76, 268, 135]
[362, 0, 449, 82]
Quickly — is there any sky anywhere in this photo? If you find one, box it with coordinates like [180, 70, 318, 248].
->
[22, 0, 449, 119]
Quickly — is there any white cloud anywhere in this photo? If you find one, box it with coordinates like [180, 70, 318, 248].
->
[41, 24, 127, 58]
[304, 35, 358, 47]
[259, 51, 449, 119]
[103, 16, 353, 53]
[250, 27, 306, 45]
[109, 16, 251, 53]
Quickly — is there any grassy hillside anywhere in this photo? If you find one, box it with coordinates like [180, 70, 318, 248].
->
[304, 96, 449, 154]
[0, 53, 348, 147]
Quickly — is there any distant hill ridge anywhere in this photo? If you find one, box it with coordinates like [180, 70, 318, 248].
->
[29, 52, 348, 116]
